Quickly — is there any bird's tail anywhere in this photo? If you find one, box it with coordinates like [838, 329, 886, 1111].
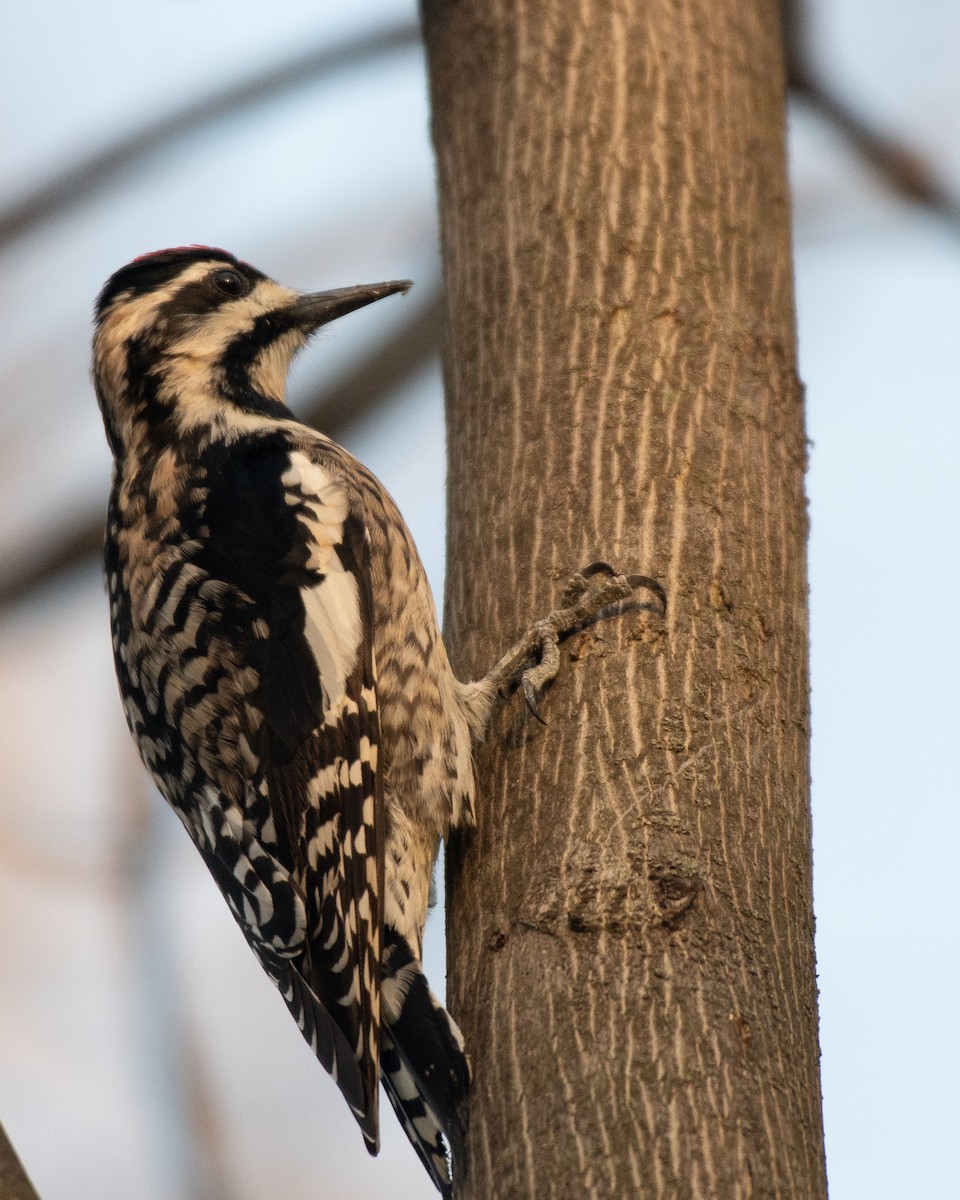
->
[381, 930, 469, 1198]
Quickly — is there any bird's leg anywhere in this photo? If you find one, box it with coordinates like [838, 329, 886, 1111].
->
[475, 563, 666, 727]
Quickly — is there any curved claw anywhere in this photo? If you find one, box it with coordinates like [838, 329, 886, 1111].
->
[578, 563, 667, 615]
[477, 566, 662, 733]
[581, 560, 617, 579]
[624, 574, 667, 614]
[522, 677, 549, 725]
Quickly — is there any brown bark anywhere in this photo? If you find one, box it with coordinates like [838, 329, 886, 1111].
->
[422, 1, 826, 1198]
[0, 1124, 41, 1200]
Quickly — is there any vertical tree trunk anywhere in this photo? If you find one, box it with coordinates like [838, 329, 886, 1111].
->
[0, 1124, 42, 1200]
[422, 2, 826, 1198]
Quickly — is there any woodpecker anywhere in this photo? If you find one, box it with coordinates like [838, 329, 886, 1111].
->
[93, 246, 665, 1196]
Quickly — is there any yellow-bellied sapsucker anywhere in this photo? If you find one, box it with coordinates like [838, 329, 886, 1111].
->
[93, 246, 664, 1196]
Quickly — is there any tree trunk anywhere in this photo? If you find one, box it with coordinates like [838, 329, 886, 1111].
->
[422, 2, 826, 1198]
[0, 1124, 41, 1200]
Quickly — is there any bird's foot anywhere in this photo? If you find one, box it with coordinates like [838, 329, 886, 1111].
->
[480, 563, 666, 725]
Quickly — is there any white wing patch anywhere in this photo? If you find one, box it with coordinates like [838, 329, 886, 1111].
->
[282, 452, 363, 713]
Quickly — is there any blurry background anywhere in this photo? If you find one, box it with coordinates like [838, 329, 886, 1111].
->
[0, 1, 957, 1197]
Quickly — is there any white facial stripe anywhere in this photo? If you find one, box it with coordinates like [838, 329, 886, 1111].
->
[98, 261, 213, 355]
[159, 280, 301, 434]
[97, 261, 303, 440]
[95, 263, 210, 400]
[163, 280, 299, 362]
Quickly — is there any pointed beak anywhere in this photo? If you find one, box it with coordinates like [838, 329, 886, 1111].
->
[287, 279, 412, 331]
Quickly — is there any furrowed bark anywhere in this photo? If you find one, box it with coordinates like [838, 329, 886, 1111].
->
[423, 1, 826, 1197]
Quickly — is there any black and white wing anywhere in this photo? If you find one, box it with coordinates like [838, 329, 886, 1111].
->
[141, 432, 385, 1148]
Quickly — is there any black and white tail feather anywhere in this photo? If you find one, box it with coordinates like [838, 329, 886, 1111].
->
[381, 930, 469, 1196]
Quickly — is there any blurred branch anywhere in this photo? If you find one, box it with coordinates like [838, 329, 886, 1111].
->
[0, 282, 442, 610]
[298, 281, 442, 433]
[0, 1123, 42, 1200]
[782, 0, 960, 230]
[0, 22, 420, 247]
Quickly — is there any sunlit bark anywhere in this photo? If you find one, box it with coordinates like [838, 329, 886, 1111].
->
[423, 1, 826, 1196]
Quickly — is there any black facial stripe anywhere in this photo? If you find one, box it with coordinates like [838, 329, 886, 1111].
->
[96, 249, 264, 319]
[211, 311, 300, 420]
[221, 309, 298, 375]
[156, 278, 245, 328]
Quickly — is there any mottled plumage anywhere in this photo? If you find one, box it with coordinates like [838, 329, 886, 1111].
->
[94, 248, 479, 1195]
[93, 247, 664, 1197]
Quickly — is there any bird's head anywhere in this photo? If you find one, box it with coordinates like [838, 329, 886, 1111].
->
[93, 246, 410, 457]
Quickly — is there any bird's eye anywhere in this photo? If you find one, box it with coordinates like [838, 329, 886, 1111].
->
[211, 268, 246, 297]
